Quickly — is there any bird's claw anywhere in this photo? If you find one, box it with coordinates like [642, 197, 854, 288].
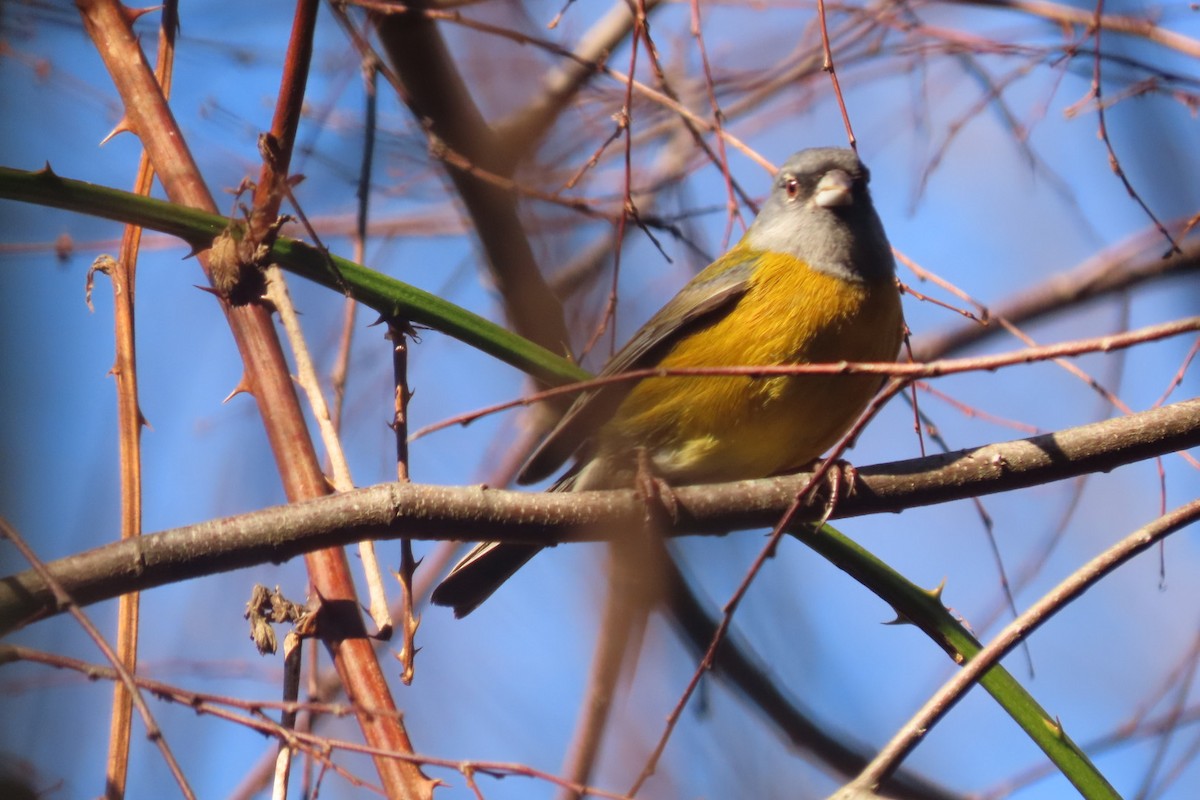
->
[810, 458, 858, 527]
[634, 448, 680, 525]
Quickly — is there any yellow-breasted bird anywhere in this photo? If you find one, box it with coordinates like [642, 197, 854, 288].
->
[432, 147, 904, 617]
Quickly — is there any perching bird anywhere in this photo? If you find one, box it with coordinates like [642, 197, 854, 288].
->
[432, 147, 903, 617]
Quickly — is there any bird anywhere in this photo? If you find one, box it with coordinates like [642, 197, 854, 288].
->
[431, 147, 904, 618]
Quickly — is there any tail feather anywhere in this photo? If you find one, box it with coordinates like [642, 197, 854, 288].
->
[430, 465, 585, 617]
[429, 542, 542, 618]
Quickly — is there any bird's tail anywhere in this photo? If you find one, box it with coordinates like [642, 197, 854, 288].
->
[428, 541, 543, 618]
[429, 469, 581, 617]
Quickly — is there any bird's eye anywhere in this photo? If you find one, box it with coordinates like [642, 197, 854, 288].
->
[784, 177, 800, 200]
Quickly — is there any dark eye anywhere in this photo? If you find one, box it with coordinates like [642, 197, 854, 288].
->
[784, 177, 800, 200]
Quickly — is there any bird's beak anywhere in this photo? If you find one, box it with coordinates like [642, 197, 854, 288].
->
[814, 169, 854, 208]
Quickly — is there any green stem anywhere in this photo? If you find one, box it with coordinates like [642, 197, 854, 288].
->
[801, 522, 1119, 799]
[0, 165, 588, 389]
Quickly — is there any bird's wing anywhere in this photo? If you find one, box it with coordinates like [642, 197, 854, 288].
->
[517, 248, 758, 484]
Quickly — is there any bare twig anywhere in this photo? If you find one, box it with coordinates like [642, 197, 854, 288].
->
[951, 0, 1200, 60]
[411, 316, 1200, 440]
[97, 2, 177, 793]
[0, 518, 196, 799]
[1082, 0, 1181, 255]
[389, 321, 419, 684]
[832, 498, 1200, 797]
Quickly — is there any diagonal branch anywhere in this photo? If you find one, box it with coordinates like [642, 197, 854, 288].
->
[73, 2, 431, 797]
[372, 3, 570, 357]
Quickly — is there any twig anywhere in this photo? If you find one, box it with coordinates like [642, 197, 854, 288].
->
[831, 498, 1200, 797]
[96, 1, 177, 792]
[0, 518, 196, 799]
[1084, 0, 1180, 255]
[410, 316, 1200, 440]
[389, 320, 419, 684]
[816, 0, 857, 148]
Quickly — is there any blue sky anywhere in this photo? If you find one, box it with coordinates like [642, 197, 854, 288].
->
[2, 2, 1200, 798]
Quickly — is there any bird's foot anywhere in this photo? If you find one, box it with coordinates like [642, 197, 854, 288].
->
[634, 448, 680, 525]
[807, 458, 858, 527]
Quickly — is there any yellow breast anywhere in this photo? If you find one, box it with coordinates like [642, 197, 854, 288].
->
[596, 251, 902, 485]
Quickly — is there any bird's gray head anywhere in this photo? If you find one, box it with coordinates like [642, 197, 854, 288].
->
[745, 147, 895, 283]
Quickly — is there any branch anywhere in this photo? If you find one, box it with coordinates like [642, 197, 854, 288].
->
[833, 497, 1200, 798]
[949, 0, 1200, 60]
[911, 230, 1200, 361]
[73, 3, 430, 796]
[3, 397, 1198, 633]
[371, 3, 570, 357]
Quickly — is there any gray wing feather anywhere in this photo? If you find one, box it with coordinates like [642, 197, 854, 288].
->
[517, 253, 756, 484]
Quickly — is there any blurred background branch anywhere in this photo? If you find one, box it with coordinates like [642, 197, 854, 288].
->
[2, 1, 1198, 798]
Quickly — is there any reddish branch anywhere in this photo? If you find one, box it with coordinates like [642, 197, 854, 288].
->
[73, 2, 431, 797]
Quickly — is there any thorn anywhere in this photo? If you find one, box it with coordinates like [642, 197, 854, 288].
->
[54, 233, 74, 262]
[99, 118, 134, 146]
[121, 4, 160, 25]
[257, 290, 278, 314]
[223, 375, 254, 403]
[924, 577, 948, 602]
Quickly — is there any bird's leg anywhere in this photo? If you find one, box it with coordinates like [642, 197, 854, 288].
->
[633, 447, 680, 525]
[807, 458, 859, 527]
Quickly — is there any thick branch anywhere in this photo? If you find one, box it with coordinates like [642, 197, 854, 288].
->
[3, 398, 1197, 633]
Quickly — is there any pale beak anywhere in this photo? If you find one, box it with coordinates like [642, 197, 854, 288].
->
[814, 169, 853, 208]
